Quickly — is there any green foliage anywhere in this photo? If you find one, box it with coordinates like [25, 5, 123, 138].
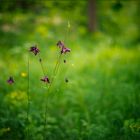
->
[0, 1, 140, 140]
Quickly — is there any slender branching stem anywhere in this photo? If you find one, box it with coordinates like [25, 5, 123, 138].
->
[37, 55, 49, 139]
[39, 22, 70, 139]
[38, 56, 46, 77]
[38, 52, 62, 140]
[50, 53, 62, 88]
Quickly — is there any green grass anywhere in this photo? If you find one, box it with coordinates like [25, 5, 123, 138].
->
[0, 13, 140, 140]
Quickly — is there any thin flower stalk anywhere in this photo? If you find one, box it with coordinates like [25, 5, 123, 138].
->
[29, 47, 49, 139]
[53, 21, 71, 82]
[41, 52, 62, 140]
[44, 20, 71, 108]
[39, 22, 71, 139]
[37, 55, 50, 139]
[53, 21, 71, 78]
[64, 20, 71, 45]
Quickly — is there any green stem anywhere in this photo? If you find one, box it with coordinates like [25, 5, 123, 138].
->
[40, 21, 70, 139]
[64, 20, 70, 45]
[38, 56, 46, 77]
[51, 54, 62, 87]
[37, 55, 49, 139]
[39, 53, 62, 140]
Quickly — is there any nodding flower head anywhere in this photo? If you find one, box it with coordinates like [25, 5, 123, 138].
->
[57, 41, 65, 49]
[56, 41, 71, 54]
[61, 47, 71, 54]
[40, 76, 50, 84]
[30, 45, 40, 55]
[7, 76, 14, 84]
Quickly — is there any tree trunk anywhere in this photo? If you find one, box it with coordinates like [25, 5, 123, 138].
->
[88, 0, 97, 32]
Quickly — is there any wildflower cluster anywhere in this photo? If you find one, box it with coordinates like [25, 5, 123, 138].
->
[6, 22, 71, 139]
[7, 41, 71, 85]
[6, 40, 71, 138]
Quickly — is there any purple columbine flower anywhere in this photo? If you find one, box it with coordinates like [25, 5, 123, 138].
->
[61, 47, 71, 54]
[30, 46, 40, 55]
[7, 76, 14, 84]
[57, 41, 65, 49]
[40, 76, 50, 84]
[57, 40, 71, 54]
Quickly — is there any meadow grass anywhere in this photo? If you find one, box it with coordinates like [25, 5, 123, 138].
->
[0, 13, 140, 140]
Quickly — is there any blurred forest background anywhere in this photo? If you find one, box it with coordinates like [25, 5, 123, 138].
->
[0, 0, 140, 140]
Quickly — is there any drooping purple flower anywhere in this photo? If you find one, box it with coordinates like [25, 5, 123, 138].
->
[61, 47, 71, 54]
[29, 46, 40, 55]
[57, 41, 65, 49]
[7, 76, 14, 84]
[56, 41, 71, 54]
[40, 76, 50, 84]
